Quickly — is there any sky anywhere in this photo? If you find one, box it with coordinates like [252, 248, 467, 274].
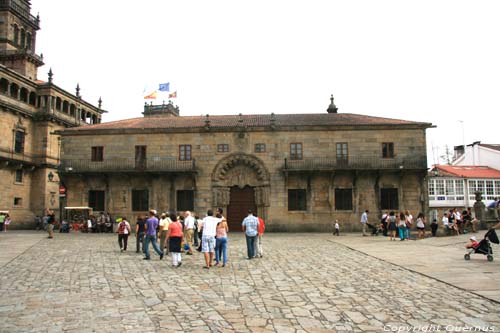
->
[30, 0, 500, 166]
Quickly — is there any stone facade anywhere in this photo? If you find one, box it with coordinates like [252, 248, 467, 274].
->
[0, 2, 104, 227]
[58, 102, 432, 232]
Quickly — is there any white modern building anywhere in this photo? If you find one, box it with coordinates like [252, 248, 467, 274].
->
[452, 142, 500, 170]
[428, 165, 500, 220]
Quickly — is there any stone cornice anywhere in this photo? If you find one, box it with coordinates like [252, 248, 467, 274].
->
[56, 123, 431, 137]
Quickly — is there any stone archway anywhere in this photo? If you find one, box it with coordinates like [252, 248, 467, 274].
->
[211, 153, 271, 227]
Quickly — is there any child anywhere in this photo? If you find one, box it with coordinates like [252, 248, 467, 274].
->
[334, 220, 340, 236]
[465, 236, 479, 249]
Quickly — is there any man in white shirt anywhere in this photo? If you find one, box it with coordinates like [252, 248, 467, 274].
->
[183, 211, 195, 255]
[360, 210, 368, 236]
[200, 210, 221, 269]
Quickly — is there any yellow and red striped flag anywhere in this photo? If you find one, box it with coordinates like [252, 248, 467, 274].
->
[144, 91, 157, 99]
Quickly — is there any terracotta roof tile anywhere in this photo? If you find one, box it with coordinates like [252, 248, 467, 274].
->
[62, 113, 432, 132]
[434, 165, 500, 179]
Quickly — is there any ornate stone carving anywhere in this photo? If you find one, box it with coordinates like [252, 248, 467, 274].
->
[212, 153, 270, 186]
[213, 187, 230, 207]
[255, 186, 270, 207]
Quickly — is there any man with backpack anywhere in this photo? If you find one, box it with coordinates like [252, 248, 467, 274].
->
[117, 217, 131, 252]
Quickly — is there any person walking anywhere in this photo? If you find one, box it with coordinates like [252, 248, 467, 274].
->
[117, 217, 131, 252]
[135, 215, 146, 253]
[143, 210, 164, 260]
[214, 215, 229, 267]
[183, 211, 196, 255]
[360, 210, 369, 236]
[334, 220, 340, 236]
[255, 213, 265, 258]
[242, 210, 259, 259]
[200, 210, 221, 269]
[167, 213, 183, 267]
[158, 213, 170, 254]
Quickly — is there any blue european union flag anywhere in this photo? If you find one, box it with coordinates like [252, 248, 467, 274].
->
[159, 83, 170, 92]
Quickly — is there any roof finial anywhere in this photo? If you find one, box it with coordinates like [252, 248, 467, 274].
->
[327, 94, 338, 114]
[48, 68, 53, 83]
[76, 83, 80, 98]
[98, 97, 102, 109]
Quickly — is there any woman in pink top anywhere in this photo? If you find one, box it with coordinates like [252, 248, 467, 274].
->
[167, 214, 184, 267]
[214, 212, 229, 267]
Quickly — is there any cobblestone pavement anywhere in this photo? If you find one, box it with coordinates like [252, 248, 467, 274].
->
[0, 232, 499, 332]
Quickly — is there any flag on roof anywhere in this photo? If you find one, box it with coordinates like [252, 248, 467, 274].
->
[159, 82, 170, 92]
[168, 91, 177, 98]
[144, 91, 157, 99]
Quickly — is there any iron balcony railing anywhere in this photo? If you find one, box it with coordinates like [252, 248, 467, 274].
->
[284, 156, 427, 171]
[59, 158, 196, 173]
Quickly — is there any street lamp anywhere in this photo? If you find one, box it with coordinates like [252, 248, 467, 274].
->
[48, 171, 54, 182]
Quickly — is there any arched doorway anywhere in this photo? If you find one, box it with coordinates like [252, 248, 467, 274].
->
[211, 153, 271, 231]
[227, 186, 256, 231]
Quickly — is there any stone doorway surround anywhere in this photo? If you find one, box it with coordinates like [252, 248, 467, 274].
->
[211, 153, 270, 229]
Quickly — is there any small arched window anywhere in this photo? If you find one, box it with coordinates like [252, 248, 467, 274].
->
[20, 87, 28, 102]
[10, 83, 19, 98]
[55, 97, 62, 110]
[13, 25, 19, 45]
[20, 29, 26, 48]
[26, 33, 32, 50]
[62, 100, 69, 114]
[29, 92, 36, 106]
[0, 78, 9, 94]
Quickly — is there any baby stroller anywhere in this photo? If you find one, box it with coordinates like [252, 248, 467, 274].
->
[367, 223, 382, 236]
[464, 229, 499, 262]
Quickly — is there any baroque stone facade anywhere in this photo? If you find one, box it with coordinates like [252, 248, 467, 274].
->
[0, 1, 104, 227]
[58, 100, 432, 232]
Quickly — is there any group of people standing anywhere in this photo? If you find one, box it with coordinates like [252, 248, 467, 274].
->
[358, 207, 480, 241]
[361, 210, 431, 241]
[116, 208, 265, 269]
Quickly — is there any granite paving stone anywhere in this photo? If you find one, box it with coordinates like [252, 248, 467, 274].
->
[0, 231, 499, 332]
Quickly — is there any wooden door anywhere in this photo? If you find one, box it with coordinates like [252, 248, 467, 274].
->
[227, 186, 256, 232]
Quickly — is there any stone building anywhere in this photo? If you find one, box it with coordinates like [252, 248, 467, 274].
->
[58, 98, 432, 231]
[0, 0, 104, 226]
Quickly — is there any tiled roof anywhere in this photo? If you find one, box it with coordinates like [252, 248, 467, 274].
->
[61, 113, 432, 132]
[433, 165, 500, 179]
[480, 144, 500, 152]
